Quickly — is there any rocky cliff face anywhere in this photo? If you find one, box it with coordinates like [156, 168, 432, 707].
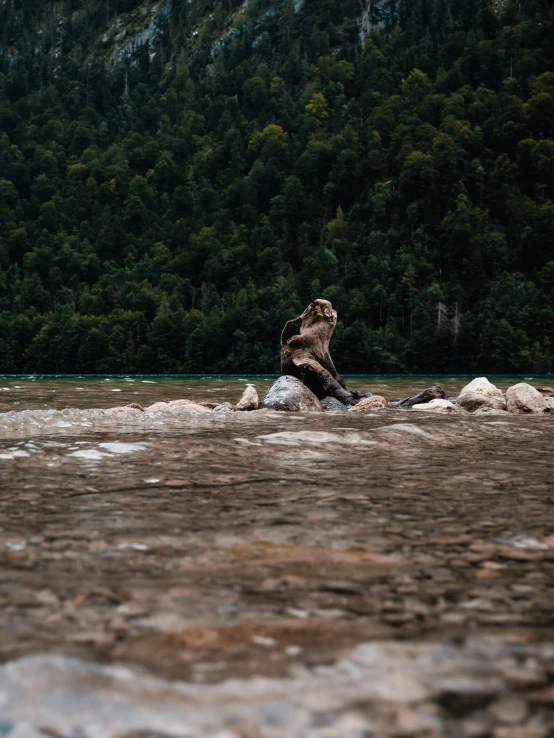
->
[358, 0, 393, 45]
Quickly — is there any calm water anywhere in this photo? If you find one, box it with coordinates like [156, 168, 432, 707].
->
[0, 375, 553, 736]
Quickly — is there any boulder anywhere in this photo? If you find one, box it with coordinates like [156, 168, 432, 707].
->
[506, 383, 547, 414]
[321, 397, 348, 411]
[459, 377, 503, 398]
[457, 377, 506, 412]
[262, 376, 323, 412]
[235, 385, 259, 411]
[348, 396, 389, 411]
[457, 392, 507, 413]
[412, 399, 461, 414]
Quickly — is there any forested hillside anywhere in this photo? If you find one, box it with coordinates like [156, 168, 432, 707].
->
[0, 0, 553, 373]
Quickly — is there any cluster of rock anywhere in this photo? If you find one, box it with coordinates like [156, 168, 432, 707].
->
[105, 376, 554, 418]
[261, 375, 554, 416]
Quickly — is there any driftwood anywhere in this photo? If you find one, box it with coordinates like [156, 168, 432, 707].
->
[280, 299, 367, 406]
[537, 387, 554, 397]
[391, 384, 446, 409]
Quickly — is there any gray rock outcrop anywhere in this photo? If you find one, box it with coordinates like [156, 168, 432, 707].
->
[506, 383, 548, 414]
[262, 376, 323, 412]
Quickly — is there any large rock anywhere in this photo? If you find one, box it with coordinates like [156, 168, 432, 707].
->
[506, 383, 548, 414]
[457, 377, 506, 412]
[412, 399, 461, 414]
[457, 392, 507, 412]
[459, 377, 503, 398]
[235, 385, 259, 411]
[262, 376, 323, 412]
[348, 396, 389, 411]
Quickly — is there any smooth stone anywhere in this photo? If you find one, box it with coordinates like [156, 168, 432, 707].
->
[262, 376, 323, 412]
[457, 377, 506, 412]
[235, 385, 259, 411]
[506, 383, 547, 414]
[348, 396, 389, 411]
[457, 392, 507, 413]
[146, 400, 212, 413]
[459, 377, 504, 398]
[412, 399, 461, 414]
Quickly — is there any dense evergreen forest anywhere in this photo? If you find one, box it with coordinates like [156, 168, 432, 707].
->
[0, 0, 553, 373]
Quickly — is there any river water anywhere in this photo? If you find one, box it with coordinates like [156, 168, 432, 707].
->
[0, 375, 553, 737]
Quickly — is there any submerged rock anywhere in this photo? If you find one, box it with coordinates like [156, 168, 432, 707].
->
[235, 385, 260, 411]
[321, 397, 348, 411]
[457, 392, 507, 413]
[506, 383, 547, 414]
[349, 396, 389, 411]
[146, 400, 212, 413]
[412, 399, 461, 414]
[107, 405, 145, 414]
[263, 376, 323, 412]
[457, 377, 506, 412]
[473, 407, 510, 416]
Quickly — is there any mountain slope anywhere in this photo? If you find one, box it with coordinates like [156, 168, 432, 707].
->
[0, 0, 553, 373]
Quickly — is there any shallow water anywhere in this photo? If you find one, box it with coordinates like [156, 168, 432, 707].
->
[0, 375, 553, 737]
[0, 373, 549, 411]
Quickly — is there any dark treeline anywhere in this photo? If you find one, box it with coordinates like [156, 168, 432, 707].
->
[0, 0, 553, 373]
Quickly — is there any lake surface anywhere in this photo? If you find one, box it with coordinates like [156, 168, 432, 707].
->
[0, 375, 553, 737]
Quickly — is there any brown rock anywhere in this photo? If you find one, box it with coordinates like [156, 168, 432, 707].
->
[488, 697, 528, 725]
[458, 392, 507, 412]
[348, 395, 389, 411]
[394, 385, 446, 409]
[537, 386, 554, 397]
[146, 400, 212, 413]
[235, 385, 259, 411]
